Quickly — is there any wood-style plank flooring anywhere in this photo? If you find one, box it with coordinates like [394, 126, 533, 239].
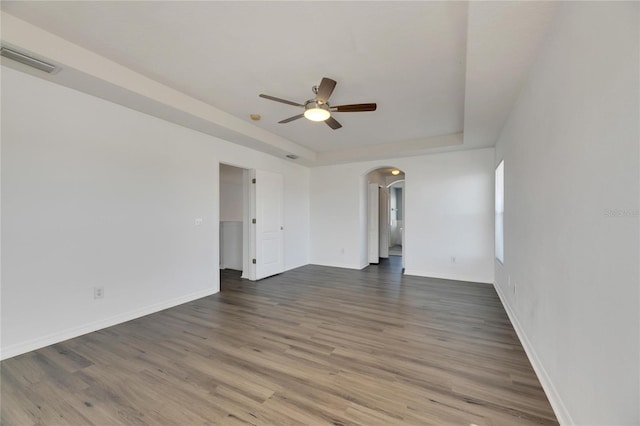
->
[1, 258, 558, 425]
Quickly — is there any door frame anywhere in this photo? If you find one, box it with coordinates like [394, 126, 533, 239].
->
[367, 183, 380, 264]
[243, 168, 254, 279]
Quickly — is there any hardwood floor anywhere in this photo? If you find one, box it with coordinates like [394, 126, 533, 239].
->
[1, 258, 558, 425]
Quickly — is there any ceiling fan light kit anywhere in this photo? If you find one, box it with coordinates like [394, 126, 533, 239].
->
[259, 77, 377, 130]
[303, 102, 331, 122]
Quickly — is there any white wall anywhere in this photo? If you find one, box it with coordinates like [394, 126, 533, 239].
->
[220, 221, 243, 271]
[1, 66, 310, 359]
[493, 3, 639, 425]
[310, 148, 495, 283]
[310, 168, 362, 269]
[219, 164, 244, 222]
[366, 170, 386, 187]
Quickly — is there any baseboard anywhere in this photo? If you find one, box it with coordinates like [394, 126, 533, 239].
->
[403, 269, 493, 284]
[493, 282, 574, 426]
[310, 261, 366, 270]
[0, 287, 218, 361]
[284, 262, 309, 272]
[221, 264, 243, 271]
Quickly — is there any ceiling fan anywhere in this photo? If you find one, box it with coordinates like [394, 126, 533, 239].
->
[259, 77, 377, 130]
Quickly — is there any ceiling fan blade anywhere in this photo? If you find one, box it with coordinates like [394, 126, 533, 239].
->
[316, 77, 337, 103]
[259, 94, 303, 107]
[278, 114, 304, 124]
[325, 116, 342, 130]
[331, 103, 377, 112]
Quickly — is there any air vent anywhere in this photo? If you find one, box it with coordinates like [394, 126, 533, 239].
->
[1, 47, 58, 74]
[286, 154, 299, 160]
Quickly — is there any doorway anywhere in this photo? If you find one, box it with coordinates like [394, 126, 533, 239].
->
[366, 167, 405, 268]
[219, 164, 247, 277]
[219, 164, 285, 283]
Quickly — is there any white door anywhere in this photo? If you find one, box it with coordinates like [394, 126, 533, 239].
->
[368, 183, 379, 264]
[254, 170, 284, 280]
[379, 187, 389, 258]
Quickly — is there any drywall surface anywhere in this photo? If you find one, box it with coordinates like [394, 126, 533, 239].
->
[219, 164, 244, 222]
[493, 3, 639, 424]
[220, 221, 242, 271]
[310, 148, 495, 283]
[310, 169, 364, 269]
[1, 66, 310, 359]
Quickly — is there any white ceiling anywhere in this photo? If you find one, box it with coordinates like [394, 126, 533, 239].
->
[0, 1, 556, 166]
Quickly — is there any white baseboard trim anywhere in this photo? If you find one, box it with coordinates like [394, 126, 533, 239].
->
[284, 262, 309, 272]
[403, 269, 493, 284]
[0, 287, 218, 361]
[493, 282, 574, 426]
[310, 261, 366, 270]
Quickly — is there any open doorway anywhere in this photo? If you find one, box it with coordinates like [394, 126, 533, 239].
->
[366, 167, 405, 268]
[219, 164, 285, 284]
[219, 163, 248, 280]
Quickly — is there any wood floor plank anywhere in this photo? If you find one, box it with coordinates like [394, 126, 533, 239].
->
[1, 257, 558, 425]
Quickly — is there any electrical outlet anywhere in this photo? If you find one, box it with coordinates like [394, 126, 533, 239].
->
[194, 218, 203, 226]
[94, 286, 104, 299]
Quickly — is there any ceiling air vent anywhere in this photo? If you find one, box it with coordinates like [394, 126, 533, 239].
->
[1, 47, 58, 74]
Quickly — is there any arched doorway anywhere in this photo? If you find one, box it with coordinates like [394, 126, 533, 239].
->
[365, 167, 405, 269]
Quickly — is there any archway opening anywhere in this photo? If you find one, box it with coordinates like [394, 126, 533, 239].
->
[365, 167, 406, 270]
